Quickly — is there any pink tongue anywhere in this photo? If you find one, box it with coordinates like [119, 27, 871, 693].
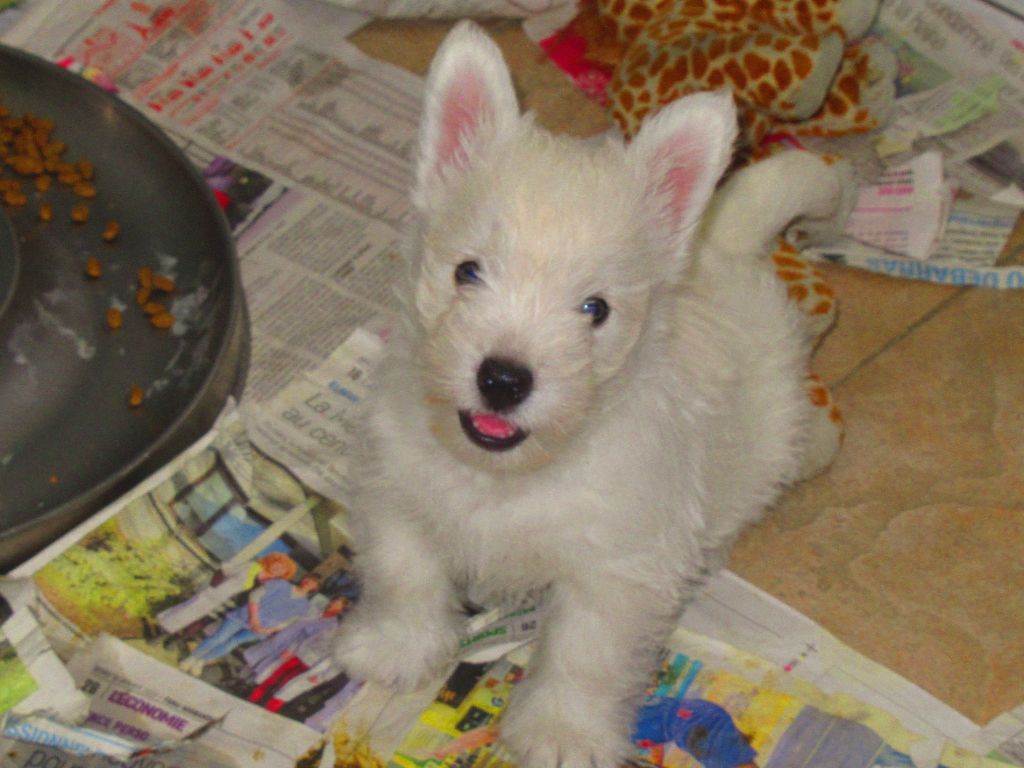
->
[472, 412, 518, 439]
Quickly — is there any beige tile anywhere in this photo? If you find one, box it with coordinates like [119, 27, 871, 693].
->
[349, 20, 610, 138]
[732, 287, 1024, 724]
[810, 263, 961, 386]
[349, 19, 452, 76]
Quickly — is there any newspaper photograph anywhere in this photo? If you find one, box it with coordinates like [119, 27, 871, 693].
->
[0, 606, 37, 717]
[1, 414, 366, 766]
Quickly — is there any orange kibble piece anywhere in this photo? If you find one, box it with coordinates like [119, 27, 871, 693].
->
[11, 155, 41, 175]
[152, 274, 176, 293]
[102, 220, 120, 242]
[70, 203, 89, 223]
[38, 203, 53, 222]
[85, 255, 102, 279]
[142, 301, 166, 316]
[129, 385, 144, 407]
[78, 159, 93, 179]
[135, 285, 152, 305]
[3, 189, 26, 206]
[73, 181, 96, 198]
[150, 311, 174, 329]
[34, 175, 51, 192]
[137, 266, 153, 288]
[106, 307, 123, 329]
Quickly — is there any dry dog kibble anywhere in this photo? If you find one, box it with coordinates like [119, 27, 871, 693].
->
[38, 203, 53, 222]
[11, 155, 42, 176]
[70, 203, 89, 223]
[142, 301, 166, 316]
[150, 311, 174, 329]
[128, 385, 144, 408]
[152, 274, 176, 293]
[102, 220, 120, 242]
[135, 285, 151, 306]
[73, 181, 96, 198]
[85, 255, 102, 279]
[34, 175, 51, 193]
[3, 189, 26, 206]
[106, 307, 123, 330]
[78, 159, 94, 180]
[137, 265, 153, 288]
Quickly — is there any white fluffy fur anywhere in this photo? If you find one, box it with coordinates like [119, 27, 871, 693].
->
[334, 21, 852, 768]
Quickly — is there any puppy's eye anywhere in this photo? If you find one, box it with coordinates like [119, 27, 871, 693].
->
[581, 296, 610, 326]
[454, 260, 482, 285]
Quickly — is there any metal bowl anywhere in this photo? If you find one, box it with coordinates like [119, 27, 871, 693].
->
[0, 44, 248, 570]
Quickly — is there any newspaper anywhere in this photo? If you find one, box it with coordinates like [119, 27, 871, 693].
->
[798, 0, 1024, 284]
[1, 412, 366, 766]
[0, 588, 88, 724]
[364, 628, 1014, 768]
[841, 151, 955, 260]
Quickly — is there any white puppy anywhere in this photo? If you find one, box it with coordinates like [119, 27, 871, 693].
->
[334, 21, 851, 768]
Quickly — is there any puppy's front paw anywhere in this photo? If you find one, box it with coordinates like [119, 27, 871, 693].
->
[500, 679, 633, 768]
[332, 607, 459, 691]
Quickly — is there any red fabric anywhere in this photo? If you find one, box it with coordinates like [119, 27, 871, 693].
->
[248, 656, 309, 705]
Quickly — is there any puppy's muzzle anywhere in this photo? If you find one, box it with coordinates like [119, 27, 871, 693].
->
[458, 357, 532, 452]
[477, 356, 533, 412]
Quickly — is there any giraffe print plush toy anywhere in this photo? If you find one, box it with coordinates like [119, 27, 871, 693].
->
[540, 0, 887, 471]
[550, 0, 896, 146]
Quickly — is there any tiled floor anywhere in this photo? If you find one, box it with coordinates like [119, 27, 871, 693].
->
[351, 19, 1024, 727]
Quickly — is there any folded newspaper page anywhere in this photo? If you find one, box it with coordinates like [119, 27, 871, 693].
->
[801, 0, 1024, 286]
[2, 413, 362, 766]
[358, 628, 1014, 768]
[842, 151, 955, 261]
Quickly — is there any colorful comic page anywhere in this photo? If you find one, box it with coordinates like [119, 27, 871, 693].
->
[389, 653, 528, 768]
[22, 415, 361, 738]
[386, 632, 1010, 768]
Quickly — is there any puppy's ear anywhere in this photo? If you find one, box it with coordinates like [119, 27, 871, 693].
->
[628, 90, 737, 267]
[414, 21, 519, 205]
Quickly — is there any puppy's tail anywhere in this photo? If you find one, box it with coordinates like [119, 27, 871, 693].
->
[700, 150, 856, 260]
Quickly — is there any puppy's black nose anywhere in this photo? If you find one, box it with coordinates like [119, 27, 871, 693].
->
[477, 357, 533, 412]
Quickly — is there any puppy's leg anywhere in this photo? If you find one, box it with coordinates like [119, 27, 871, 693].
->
[500, 573, 681, 768]
[702, 151, 856, 259]
[333, 513, 462, 691]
